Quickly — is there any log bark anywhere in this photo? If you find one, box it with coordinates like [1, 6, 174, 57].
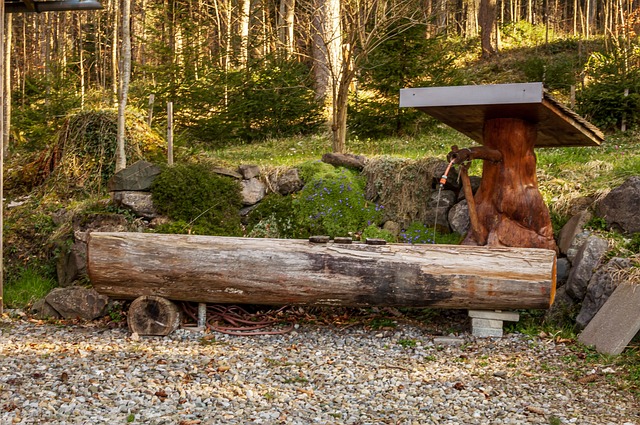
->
[128, 295, 181, 336]
[321, 152, 366, 170]
[88, 232, 557, 310]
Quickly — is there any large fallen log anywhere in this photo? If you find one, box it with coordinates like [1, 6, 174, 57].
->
[87, 232, 557, 310]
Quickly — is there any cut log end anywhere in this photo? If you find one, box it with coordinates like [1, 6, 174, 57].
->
[128, 295, 181, 336]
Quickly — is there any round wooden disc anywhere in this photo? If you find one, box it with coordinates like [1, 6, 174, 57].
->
[128, 295, 181, 336]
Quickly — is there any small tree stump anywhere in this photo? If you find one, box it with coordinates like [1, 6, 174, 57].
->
[128, 295, 181, 336]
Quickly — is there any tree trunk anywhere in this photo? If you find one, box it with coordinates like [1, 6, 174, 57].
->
[116, 0, 132, 172]
[239, 0, 251, 67]
[4, 13, 12, 158]
[479, 0, 497, 57]
[312, 0, 341, 101]
[111, 0, 119, 106]
[88, 232, 557, 310]
[453, 118, 557, 252]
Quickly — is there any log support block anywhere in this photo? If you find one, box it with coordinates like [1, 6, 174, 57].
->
[469, 310, 520, 338]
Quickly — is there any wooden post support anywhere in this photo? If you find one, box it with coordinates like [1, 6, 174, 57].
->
[88, 232, 557, 310]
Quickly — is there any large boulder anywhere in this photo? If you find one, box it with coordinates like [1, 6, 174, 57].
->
[45, 287, 110, 320]
[565, 236, 609, 301]
[424, 190, 456, 233]
[107, 160, 161, 192]
[596, 176, 640, 234]
[575, 257, 633, 329]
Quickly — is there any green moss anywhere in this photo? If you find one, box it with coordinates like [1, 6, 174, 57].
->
[296, 160, 337, 184]
[294, 167, 383, 238]
[151, 163, 243, 236]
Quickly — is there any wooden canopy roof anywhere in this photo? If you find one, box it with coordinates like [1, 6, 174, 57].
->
[399, 82, 604, 148]
[4, 0, 102, 13]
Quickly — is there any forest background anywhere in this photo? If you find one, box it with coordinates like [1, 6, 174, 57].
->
[5, 0, 640, 155]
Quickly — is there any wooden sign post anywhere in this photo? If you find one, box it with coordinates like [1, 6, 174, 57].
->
[400, 83, 604, 251]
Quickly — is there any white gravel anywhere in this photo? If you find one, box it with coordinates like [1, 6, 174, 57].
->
[1, 314, 638, 425]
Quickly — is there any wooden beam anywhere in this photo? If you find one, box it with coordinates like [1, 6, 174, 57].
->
[88, 232, 557, 310]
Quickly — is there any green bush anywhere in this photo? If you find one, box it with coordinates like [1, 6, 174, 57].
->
[519, 56, 577, 90]
[351, 26, 462, 139]
[361, 224, 397, 243]
[577, 49, 640, 131]
[151, 163, 243, 236]
[177, 57, 323, 145]
[294, 167, 383, 238]
[246, 194, 301, 239]
[400, 221, 463, 245]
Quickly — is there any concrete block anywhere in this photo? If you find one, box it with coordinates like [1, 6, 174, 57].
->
[433, 336, 466, 346]
[578, 282, 640, 355]
[472, 318, 504, 329]
[472, 327, 503, 338]
[468, 310, 520, 322]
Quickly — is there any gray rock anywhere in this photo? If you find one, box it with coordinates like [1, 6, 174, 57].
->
[556, 257, 570, 285]
[57, 241, 87, 287]
[72, 213, 129, 243]
[546, 285, 577, 324]
[241, 178, 266, 205]
[45, 287, 110, 320]
[576, 257, 632, 329]
[456, 176, 482, 201]
[212, 167, 243, 179]
[107, 160, 161, 192]
[565, 236, 609, 301]
[432, 161, 460, 191]
[382, 221, 401, 237]
[596, 176, 640, 234]
[238, 164, 261, 179]
[30, 298, 62, 320]
[112, 191, 158, 219]
[424, 190, 456, 233]
[276, 168, 303, 195]
[566, 230, 592, 264]
[557, 211, 592, 255]
[448, 200, 470, 236]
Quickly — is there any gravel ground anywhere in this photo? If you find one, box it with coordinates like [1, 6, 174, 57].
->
[1, 313, 638, 425]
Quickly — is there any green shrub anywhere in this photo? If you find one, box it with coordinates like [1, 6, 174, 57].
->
[151, 163, 243, 236]
[246, 193, 301, 238]
[519, 56, 577, 90]
[178, 56, 323, 145]
[361, 224, 397, 243]
[400, 221, 463, 245]
[294, 167, 383, 238]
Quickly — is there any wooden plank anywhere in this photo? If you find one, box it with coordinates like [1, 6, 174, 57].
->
[399, 83, 603, 148]
[87, 232, 557, 310]
[578, 282, 640, 355]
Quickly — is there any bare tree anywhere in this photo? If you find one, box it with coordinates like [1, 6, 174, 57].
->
[116, 0, 132, 172]
[318, 0, 423, 153]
